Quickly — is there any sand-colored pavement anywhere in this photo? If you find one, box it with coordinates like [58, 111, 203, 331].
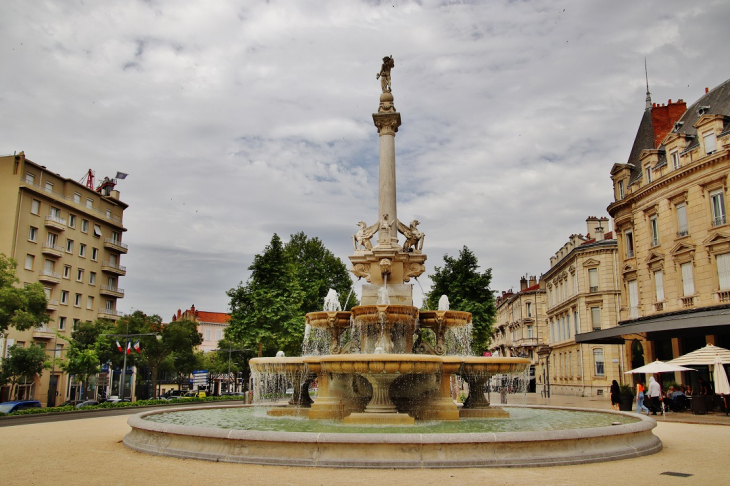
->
[1, 410, 728, 486]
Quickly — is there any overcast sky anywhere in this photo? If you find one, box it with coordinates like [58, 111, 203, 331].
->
[2, 0, 729, 319]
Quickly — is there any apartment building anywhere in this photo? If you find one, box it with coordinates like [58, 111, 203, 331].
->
[578, 78, 730, 388]
[0, 152, 128, 405]
[172, 305, 230, 352]
[543, 217, 626, 397]
[491, 276, 547, 393]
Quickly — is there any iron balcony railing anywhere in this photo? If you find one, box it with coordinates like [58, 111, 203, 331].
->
[713, 215, 727, 227]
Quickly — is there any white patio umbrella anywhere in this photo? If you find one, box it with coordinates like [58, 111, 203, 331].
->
[713, 354, 730, 415]
[624, 360, 696, 374]
[667, 344, 730, 366]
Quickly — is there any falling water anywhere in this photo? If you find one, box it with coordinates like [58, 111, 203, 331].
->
[414, 277, 429, 310]
[438, 295, 450, 311]
[445, 323, 474, 356]
[323, 289, 342, 311]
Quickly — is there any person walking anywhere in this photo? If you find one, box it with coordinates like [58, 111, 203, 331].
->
[610, 380, 621, 411]
[636, 381, 649, 415]
[647, 376, 662, 415]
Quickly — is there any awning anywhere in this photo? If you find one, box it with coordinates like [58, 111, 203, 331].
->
[575, 305, 730, 344]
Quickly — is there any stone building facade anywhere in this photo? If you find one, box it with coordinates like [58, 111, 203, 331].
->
[0, 152, 128, 405]
[172, 305, 230, 353]
[543, 217, 626, 397]
[491, 276, 547, 393]
[578, 79, 730, 389]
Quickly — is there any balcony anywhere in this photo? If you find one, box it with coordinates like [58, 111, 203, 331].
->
[514, 338, 539, 347]
[677, 229, 689, 238]
[100, 285, 125, 298]
[681, 296, 694, 308]
[102, 261, 126, 276]
[98, 308, 123, 320]
[41, 242, 64, 258]
[46, 299, 59, 311]
[654, 302, 664, 312]
[44, 215, 66, 231]
[38, 270, 61, 284]
[713, 215, 727, 227]
[589, 286, 599, 293]
[104, 238, 128, 254]
[717, 290, 730, 303]
[32, 325, 55, 340]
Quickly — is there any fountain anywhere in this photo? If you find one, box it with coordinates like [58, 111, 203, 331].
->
[124, 56, 662, 467]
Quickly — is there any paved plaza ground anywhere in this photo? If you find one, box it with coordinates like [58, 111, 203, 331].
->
[1, 393, 728, 486]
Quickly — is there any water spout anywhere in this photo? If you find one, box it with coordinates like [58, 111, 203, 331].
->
[324, 289, 342, 311]
[438, 295, 450, 311]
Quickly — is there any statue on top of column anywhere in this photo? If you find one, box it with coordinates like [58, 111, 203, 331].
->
[376, 56, 394, 93]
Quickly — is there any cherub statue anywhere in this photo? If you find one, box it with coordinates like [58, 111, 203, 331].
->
[376, 55, 394, 93]
[353, 221, 378, 251]
[398, 219, 425, 253]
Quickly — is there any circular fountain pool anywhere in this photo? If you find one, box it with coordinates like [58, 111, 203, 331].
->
[124, 404, 662, 468]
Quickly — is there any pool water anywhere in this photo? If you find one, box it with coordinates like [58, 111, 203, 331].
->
[144, 406, 639, 434]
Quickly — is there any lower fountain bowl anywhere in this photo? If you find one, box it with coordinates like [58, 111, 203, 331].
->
[124, 404, 662, 468]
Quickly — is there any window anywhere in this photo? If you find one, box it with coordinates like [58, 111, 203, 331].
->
[624, 230, 634, 258]
[50, 206, 61, 219]
[718, 254, 730, 291]
[550, 322, 554, 343]
[91, 247, 98, 261]
[710, 190, 726, 227]
[677, 203, 688, 237]
[617, 180, 624, 200]
[31, 199, 40, 215]
[89, 272, 96, 285]
[105, 299, 114, 311]
[526, 302, 532, 317]
[588, 268, 599, 292]
[205, 330, 211, 341]
[671, 151, 680, 170]
[681, 262, 695, 296]
[73, 193, 81, 204]
[24, 254, 35, 270]
[79, 243, 86, 257]
[73, 319, 80, 330]
[25, 172, 35, 185]
[86, 198, 93, 209]
[43, 287, 52, 299]
[61, 290, 69, 305]
[650, 215, 659, 246]
[45, 181, 54, 193]
[46, 232, 58, 246]
[58, 317, 66, 331]
[68, 214, 76, 228]
[591, 307, 601, 330]
[526, 325, 533, 338]
[93, 224, 102, 238]
[566, 314, 571, 339]
[87, 296, 94, 310]
[594, 349, 605, 376]
[76, 268, 84, 282]
[573, 272, 578, 295]
[28, 226, 38, 242]
[645, 166, 652, 183]
[63, 265, 71, 279]
[66, 239, 74, 253]
[112, 231, 120, 244]
[704, 131, 717, 155]
[216, 330, 223, 341]
[81, 219, 89, 233]
[573, 310, 579, 334]
[628, 280, 639, 318]
[654, 270, 665, 303]
[106, 209, 111, 219]
[74, 293, 82, 307]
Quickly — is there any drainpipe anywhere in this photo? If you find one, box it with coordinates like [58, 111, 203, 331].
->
[579, 344, 585, 397]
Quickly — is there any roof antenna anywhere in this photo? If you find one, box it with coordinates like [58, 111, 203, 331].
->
[645, 57, 652, 110]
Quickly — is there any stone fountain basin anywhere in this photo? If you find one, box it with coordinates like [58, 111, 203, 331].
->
[249, 357, 309, 374]
[305, 311, 352, 329]
[124, 404, 662, 468]
[350, 304, 419, 323]
[304, 354, 443, 374]
[417, 310, 472, 329]
[460, 356, 530, 376]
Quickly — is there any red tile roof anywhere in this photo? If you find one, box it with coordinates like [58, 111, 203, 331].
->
[523, 283, 540, 292]
[195, 310, 230, 324]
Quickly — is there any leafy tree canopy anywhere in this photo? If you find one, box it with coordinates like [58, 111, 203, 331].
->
[1, 344, 49, 399]
[0, 254, 49, 333]
[426, 246, 496, 354]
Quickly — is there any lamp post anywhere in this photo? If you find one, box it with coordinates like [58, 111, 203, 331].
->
[222, 345, 250, 393]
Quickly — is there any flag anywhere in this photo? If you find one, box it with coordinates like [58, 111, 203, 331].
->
[126, 341, 131, 355]
[115, 172, 128, 180]
[116, 340, 123, 352]
[133, 340, 141, 353]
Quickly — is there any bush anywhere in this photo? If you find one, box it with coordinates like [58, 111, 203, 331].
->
[619, 384, 634, 397]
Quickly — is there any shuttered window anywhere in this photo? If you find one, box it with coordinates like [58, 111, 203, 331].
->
[681, 262, 695, 296]
[677, 204, 688, 236]
[591, 307, 601, 330]
[654, 270, 665, 302]
[717, 254, 730, 290]
[704, 132, 717, 154]
[628, 280, 639, 318]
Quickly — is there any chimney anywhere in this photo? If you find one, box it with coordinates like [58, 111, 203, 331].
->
[706, 87, 709, 94]
[177, 309, 181, 319]
[586, 216, 600, 238]
[520, 276, 528, 291]
[529, 275, 537, 287]
[650, 98, 687, 147]
[172, 314, 176, 322]
[191, 304, 196, 313]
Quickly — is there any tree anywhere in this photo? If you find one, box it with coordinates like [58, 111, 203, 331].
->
[227, 234, 305, 356]
[283, 232, 358, 312]
[0, 344, 49, 399]
[0, 254, 49, 334]
[60, 347, 100, 401]
[426, 246, 497, 355]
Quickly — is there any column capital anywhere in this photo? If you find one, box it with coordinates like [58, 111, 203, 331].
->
[373, 112, 401, 136]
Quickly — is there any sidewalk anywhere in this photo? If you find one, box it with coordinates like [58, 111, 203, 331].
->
[505, 391, 730, 426]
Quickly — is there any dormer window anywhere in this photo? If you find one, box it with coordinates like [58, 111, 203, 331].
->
[671, 151, 680, 170]
[673, 121, 684, 131]
[645, 166, 652, 183]
[704, 131, 717, 155]
[617, 180, 625, 200]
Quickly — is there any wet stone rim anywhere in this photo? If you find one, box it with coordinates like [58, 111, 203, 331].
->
[123, 404, 663, 468]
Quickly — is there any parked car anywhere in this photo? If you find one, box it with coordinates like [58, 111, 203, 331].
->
[183, 391, 207, 398]
[75, 400, 100, 408]
[161, 390, 186, 400]
[104, 397, 130, 404]
[57, 399, 84, 408]
[0, 400, 42, 414]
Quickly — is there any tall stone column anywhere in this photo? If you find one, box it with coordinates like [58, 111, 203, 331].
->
[373, 92, 401, 248]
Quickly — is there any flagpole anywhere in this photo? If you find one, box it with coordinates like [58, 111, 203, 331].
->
[121, 339, 128, 400]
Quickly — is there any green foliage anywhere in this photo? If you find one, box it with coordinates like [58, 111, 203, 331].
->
[1, 344, 50, 399]
[619, 384, 634, 397]
[0, 254, 50, 333]
[426, 246, 496, 355]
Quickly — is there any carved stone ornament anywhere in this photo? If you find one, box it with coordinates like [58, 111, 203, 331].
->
[351, 262, 372, 282]
[398, 219, 425, 253]
[379, 258, 392, 276]
[403, 261, 426, 282]
[353, 220, 378, 251]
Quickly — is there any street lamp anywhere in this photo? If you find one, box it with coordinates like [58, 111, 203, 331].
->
[220, 345, 250, 393]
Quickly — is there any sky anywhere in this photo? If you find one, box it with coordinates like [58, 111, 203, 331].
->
[2, 0, 730, 319]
